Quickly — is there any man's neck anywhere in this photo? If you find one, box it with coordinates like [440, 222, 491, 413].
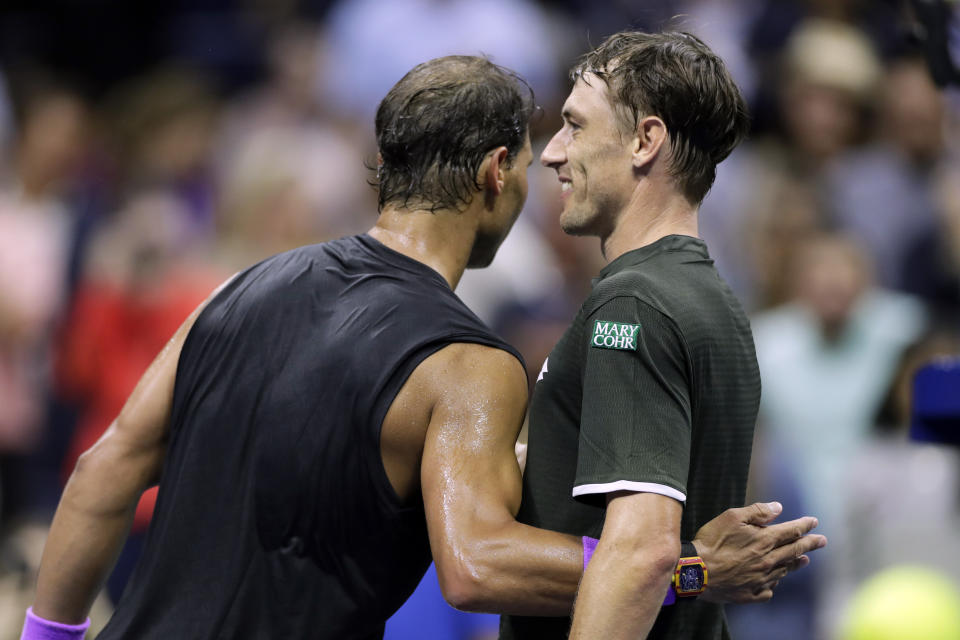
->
[601, 183, 699, 262]
[367, 202, 480, 290]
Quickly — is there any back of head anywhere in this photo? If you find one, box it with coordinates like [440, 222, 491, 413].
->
[374, 55, 535, 212]
[573, 31, 749, 204]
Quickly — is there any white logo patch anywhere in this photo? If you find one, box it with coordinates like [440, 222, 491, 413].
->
[537, 357, 549, 382]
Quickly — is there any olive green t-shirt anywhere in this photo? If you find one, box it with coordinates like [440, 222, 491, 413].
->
[501, 235, 760, 640]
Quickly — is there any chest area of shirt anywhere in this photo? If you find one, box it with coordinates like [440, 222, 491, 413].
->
[528, 315, 588, 438]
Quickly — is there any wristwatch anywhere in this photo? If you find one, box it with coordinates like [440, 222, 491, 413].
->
[673, 543, 708, 598]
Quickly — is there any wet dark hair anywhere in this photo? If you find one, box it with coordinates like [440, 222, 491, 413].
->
[573, 31, 750, 204]
[374, 55, 535, 212]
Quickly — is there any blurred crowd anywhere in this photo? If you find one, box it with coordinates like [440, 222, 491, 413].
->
[0, 1, 958, 639]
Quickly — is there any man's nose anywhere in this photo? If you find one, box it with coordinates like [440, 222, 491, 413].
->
[540, 132, 565, 168]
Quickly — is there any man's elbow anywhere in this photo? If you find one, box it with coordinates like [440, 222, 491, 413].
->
[65, 433, 156, 514]
[70, 445, 105, 486]
[436, 558, 488, 612]
[647, 536, 682, 577]
[612, 533, 680, 584]
[435, 537, 513, 613]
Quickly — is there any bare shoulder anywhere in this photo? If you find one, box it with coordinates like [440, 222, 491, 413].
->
[422, 342, 527, 391]
[394, 342, 527, 437]
[380, 341, 527, 501]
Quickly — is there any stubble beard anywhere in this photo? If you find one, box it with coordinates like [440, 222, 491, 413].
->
[559, 200, 603, 237]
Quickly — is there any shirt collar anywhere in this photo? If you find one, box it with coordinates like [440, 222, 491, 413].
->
[597, 234, 710, 281]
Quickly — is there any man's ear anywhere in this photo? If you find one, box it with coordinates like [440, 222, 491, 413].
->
[632, 115, 668, 170]
[482, 146, 510, 196]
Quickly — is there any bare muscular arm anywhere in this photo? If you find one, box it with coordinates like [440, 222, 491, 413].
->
[419, 343, 582, 615]
[31, 281, 228, 623]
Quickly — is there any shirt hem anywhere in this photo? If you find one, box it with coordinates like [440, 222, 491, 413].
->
[572, 480, 686, 503]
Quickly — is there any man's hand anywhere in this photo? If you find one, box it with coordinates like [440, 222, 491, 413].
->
[693, 501, 827, 603]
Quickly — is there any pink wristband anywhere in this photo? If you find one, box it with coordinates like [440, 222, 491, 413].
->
[21, 608, 90, 640]
[581, 536, 676, 606]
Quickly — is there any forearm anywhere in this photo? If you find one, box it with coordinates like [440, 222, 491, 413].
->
[568, 539, 677, 640]
[33, 444, 153, 622]
[449, 520, 583, 616]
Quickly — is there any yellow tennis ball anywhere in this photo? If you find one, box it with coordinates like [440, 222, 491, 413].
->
[841, 566, 960, 640]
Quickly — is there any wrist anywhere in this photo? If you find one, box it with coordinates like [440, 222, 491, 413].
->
[671, 542, 708, 600]
[21, 607, 90, 640]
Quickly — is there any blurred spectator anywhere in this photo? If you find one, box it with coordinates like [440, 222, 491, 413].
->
[746, 0, 903, 135]
[701, 18, 881, 308]
[318, 0, 563, 121]
[828, 57, 953, 293]
[218, 22, 329, 155]
[214, 22, 375, 265]
[898, 153, 960, 323]
[106, 68, 221, 235]
[0, 82, 88, 515]
[215, 124, 373, 270]
[777, 19, 880, 168]
[751, 234, 927, 636]
[0, 80, 95, 640]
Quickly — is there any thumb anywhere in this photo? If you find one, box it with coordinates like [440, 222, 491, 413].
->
[741, 501, 782, 525]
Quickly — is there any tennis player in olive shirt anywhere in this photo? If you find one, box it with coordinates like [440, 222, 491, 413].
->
[501, 31, 806, 640]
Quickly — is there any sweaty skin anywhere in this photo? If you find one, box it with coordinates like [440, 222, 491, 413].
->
[393, 342, 582, 614]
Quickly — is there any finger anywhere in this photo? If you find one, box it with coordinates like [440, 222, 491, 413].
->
[769, 534, 827, 567]
[759, 565, 790, 590]
[750, 588, 774, 603]
[783, 555, 810, 574]
[765, 517, 820, 547]
[737, 501, 783, 526]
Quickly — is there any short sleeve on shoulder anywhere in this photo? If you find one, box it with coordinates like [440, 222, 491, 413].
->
[573, 295, 691, 505]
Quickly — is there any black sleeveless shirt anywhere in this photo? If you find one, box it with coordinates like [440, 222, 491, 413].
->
[99, 235, 523, 640]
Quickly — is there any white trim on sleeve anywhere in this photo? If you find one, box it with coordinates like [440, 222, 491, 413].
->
[572, 480, 686, 503]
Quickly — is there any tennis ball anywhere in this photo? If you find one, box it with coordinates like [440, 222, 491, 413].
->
[841, 565, 960, 640]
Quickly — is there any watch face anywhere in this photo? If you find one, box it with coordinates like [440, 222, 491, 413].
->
[677, 565, 704, 592]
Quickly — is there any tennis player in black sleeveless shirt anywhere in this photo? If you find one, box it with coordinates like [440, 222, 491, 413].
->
[25, 52, 825, 640]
